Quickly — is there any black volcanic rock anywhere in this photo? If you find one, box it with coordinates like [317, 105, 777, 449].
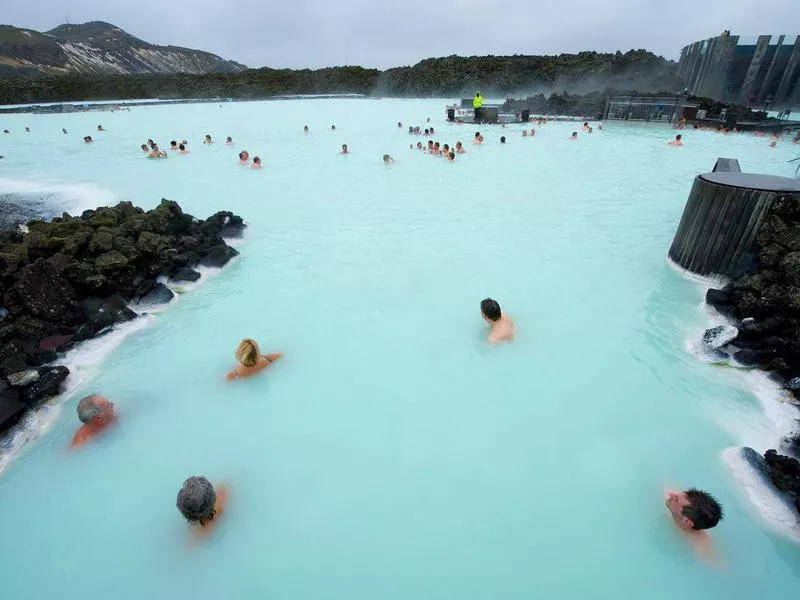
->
[0, 199, 246, 433]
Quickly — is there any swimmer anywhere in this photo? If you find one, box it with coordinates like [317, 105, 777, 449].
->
[424, 128, 430, 136]
[500, 136, 506, 143]
[62, 128, 68, 134]
[238, 150, 249, 165]
[792, 133, 800, 144]
[522, 130, 528, 137]
[147, 138, 155, 148]
[226, 136, 233, 145]
[170, 140, 178, 151]
[341, 144, 349, 154]
[181, 139, 188, 145]
[147, 144, 167, 158]
[427, 140, 434, 152]
[447, 151, 455, 161]
[176, 476, 229, 539]
[84, 136, 93, 143]
[397, 121, 402, 128]
[769, 139, 778, 148]
[304, 125, 309, 134]
[480, 298, 514, 343]
[97, 125, 105, 131]
[226, 338, 282, 381]
[433, 142, 441, 155]
[71, 394, 116, 449]
[141, 144, 149, 152]
[530, 128, 536, 136]
[442, 144, 450, 154]
[3, 129, 9, 134]
[664, 488, 723, 560]
[429, 127, 435, 134]
[383, 154, 394, 164]
[178, 143, 189, 154]
[25, 127, 30, 132]
[408, 126, 413, 134]
[331, 125, 336, 130]
[473, 132, 483, 145]
[251, 156, 262, 169]
[583, 121, 589, 131]
[668, 134, 683, 147]
[570, 132, 577, 140]
[588, 126, 593, 133]
[204, 134, 213, 144]
[416, 141, 423, 150]
[598, 124, 603, 130]
[455, 141, 465, 153]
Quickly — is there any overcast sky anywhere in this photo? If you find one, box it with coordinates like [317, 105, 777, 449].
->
[3, 1, 798, 69]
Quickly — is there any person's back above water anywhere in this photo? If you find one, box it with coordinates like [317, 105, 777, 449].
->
[480, 298, 514, 343]
[226, 338, 282, 380]
[176, 475, 229, 540]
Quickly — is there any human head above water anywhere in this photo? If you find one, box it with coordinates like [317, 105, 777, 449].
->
[141, 144, 148, 151]
[666, 488, 723, 531]
[676, 134, 682, 141]
[475, 132, 481, 139]
[77, 394, 114, 425]
[205, 134, 212, 141]
[178, 143, 186, 151]
[500, 136, 506, 143]
[480, 298, 502, 321]
[176, 476, 217, 525]
[571, 132, 578, 138]
[170, 140, 177, 148]
[235, 339, 261, 367]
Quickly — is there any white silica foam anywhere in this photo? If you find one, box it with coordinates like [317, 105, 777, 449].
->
[0, 176, 119, 217]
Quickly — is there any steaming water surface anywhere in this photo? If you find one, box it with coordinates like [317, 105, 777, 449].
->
[0, 99, 799, 599]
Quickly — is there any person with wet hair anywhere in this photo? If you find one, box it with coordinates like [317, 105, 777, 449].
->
[455, 141, 465, 154]
[84, 136, 93, 143]
[178, 143, 189, 154]
[383, 154, 394, 164]
[141, 144, 149, 152]
[238, 150, 250, 165]
[570, 132, 578, 140]
[226, 136, 234, 145]
[304, 125, 309, 134]
[62, 128, 68, 134]
[251, 156, 263, 169]
[480, 298, 515, 343]
[473, 132, 483, 144]
[668, 134, 683, 147]
[226, 338, 282, 381]
[204, 134, 213, 144]
[176, 476, 229, 536]
[340, 144, 348, 154]
[169, 141, 178, 151]
[500, 136, 506, 144]
[71, 394, 116, 449]
[665, 488, 723, 559]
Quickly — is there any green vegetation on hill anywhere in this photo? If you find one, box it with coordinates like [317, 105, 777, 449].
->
[0, 50, 680, 105]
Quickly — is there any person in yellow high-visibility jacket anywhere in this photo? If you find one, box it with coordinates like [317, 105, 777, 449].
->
[473, 91, 483, 123]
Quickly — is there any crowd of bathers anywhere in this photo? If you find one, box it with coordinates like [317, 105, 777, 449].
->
[3, 114, 732, 555]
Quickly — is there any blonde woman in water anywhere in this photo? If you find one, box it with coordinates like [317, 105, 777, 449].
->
[226, 339, 282, 380]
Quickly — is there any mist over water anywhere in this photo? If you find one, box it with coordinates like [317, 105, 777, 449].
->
[0, 99, 799, 599]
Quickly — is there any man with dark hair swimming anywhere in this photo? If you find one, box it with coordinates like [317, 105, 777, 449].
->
[665, 488, 723, 559]
[480, 298, 515, 343]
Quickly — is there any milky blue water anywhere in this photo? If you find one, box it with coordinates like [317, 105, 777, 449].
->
[1, 99, 800, 600]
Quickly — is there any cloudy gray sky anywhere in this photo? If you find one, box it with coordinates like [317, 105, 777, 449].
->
[4, 0, 798, 69]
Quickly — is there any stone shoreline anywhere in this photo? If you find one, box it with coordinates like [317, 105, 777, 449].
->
[0, 199, 245, 433]
[703, 192, 800, 518]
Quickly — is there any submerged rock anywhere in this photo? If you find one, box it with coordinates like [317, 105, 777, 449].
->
[702, 325, 739, 348]
[172, 267, 201, 282]
[137, 283, 174, 305]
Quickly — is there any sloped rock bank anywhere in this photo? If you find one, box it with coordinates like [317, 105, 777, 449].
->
[0, 199, 245, 432]
[703, 193, 800, 515]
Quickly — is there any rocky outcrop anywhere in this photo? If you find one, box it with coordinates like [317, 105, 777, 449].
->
[704, 192, 800, 515]
[0, 199, 245, 433]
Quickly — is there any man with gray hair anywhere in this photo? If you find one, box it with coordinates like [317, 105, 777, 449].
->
[177, 476, 230, 538]
[71, 394, 116, 449]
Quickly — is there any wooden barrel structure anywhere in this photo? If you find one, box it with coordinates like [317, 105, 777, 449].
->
[668, 171, 800, 278]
